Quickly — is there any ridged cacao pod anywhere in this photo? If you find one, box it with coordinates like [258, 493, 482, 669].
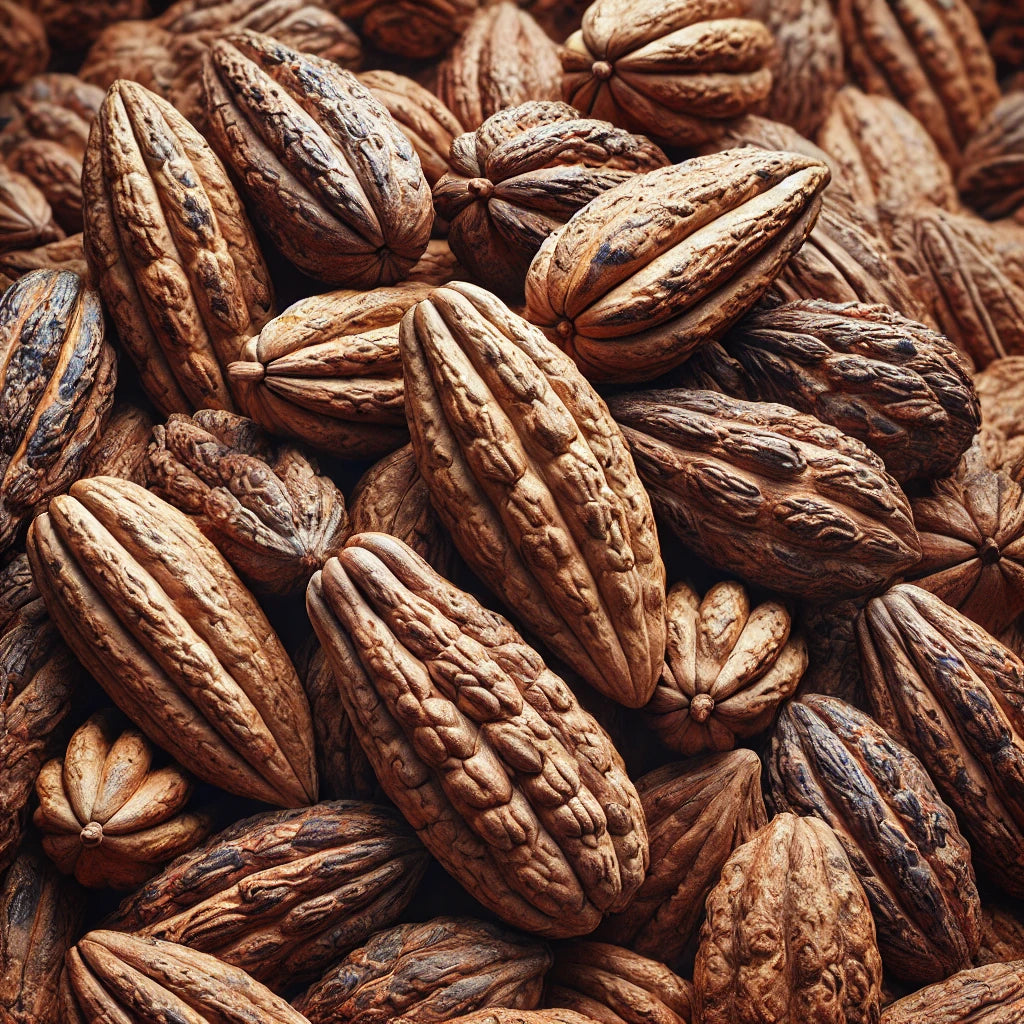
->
[597, 750, 767, 964]
[695, 813, 883, 1024]
[307, 533, 649, 938]
[294, 917, 550, 1024]
[0, 551, 37, 634]
[978, 905, 1024, 966]
[959, 91, 1024, 220]
[82, 79, 274, 416]
[975, 357, 1024, 465]
[400, 282, 666, 708]
[24, 0, 148, 49]
[858, 583, 1024, 897]
[0, 269, 116, 554]
[396, 1012, 601, 1024]
[646, 581, 806, 756]
[0, 164, 61, 255]
[768, 694, 982, 982]
[80, 403, 154, 486]
[359, 0, 478, 59]
[795, 597, 868, 706]
[0, 233, 86, 280]
[881, 961, 1024, 1024]
[607, 389, 922, 599]
[26, 476, 318, 808]
[201, 31, 432, 287]
[523, 149, 830, 383]
[0, 1, 49, 91]
[679, 299, 980, 484]
[109, 801, 428, 989]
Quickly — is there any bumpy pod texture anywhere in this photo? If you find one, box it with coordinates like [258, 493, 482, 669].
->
[59, 931, 313, 1024]
[400, 281, 666, 708]
[695, 813, 883, 1024]
[680, 299, 980, 483]
[26, 476, 317, 808]
[0, 269, 116, 554]
[608, 388, 922, 599]
[977, 907, 1024, 966]
[0, 163, 61, 254]
[80, 403, 154, 486]
[110, 801, 428, 989]
[768, 694, 982, 983]
[359, 0, 478, 60]
[0, 2, 49, 90]
[959, 93, 1024, 220]
[0, 551, 37, 633]
[306, 532, 649, 937]
[881, 961, 1024, 1024]
[524, 149, 830, 383]
[294, 916, 551, 1024]
[597, 749, 767, 963]
[646, 581, 806, 756]
[81, 79, 274, 416]
[24, 0, 146, 49]
[858, 584, 1024, 898]
[561, 0, 774, 147]
[202, 31, 433, 287]
[33, 710, 210, 890]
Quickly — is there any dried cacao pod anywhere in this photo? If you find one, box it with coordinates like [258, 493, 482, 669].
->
[768, 694, 982, 982]
[307, 533, 649, 938]
[80, 403, 154, 486]
[6, 143, 85, 235]
[607, 389, 922, 599]
[0, 72, 104, 126]
[109, 801, 428, 988]
[978, 905, 1024, 965]
[26, 476, 318, 808]
[0, 551, 37, 634]
[794, 597, 867, 706]
[561, 0, 774, 147]
[646, 581, 806, 756]
[0, 1, 49, 91]
[25, 0, 148, 48]
[82, 79, 275, 416]
[975, 356, 1024, 457]
[836, 0, 1000, 170]
[359, 0, 478, 59]
[79, 20, 180, 98]
[147, 410, 351, 597]
[523, 149, 830, 383]
[544, 941, 693, 1024]
[0, 269, 117, 554]
[959, 91, 1024, 220]
[400, 282, 666, 707]
[907, 439, 1024, 634]
[0, 233, 87, 280]
[0, 844, 83, 1024]
[34, 710, 210, 890]
[294, 917, 550, 1024]
[395, 1012, 600, 1024]
[881, 961, 1024, 1024]
[348, 444, 457, 580]
[357, 70, 462, 188]
[858, 583, 1024, 897]
[597, 750, 767, 964]
[201, 31, 432, 288]
[228, 284, 426, 459]
[436, 3, 561, 132]
[0, 164, 61, 255]
[0, 597, 80, 874]
[695, 812, 883, 1024]
[59, 930, 313, 1024]
[433, 101, 668, 300]
[679, 299, 980, 484]
[406, 238, 463, 287]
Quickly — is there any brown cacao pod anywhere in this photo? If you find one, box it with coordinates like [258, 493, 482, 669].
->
[795, 597, 868, 706]
[561, 0, 774, 147]
[293, 917, 550, 1024]
[678, 299, 980, 484]
[695, 812, 883, 1024]
[607, 388, 922, 599]
[395, 1012, 601, 1024]
[646, 581, 806, 756]
[858, 583, 1024, 897]
[201, 31, 432, 288]
[978, 905, 1024, 966]
[544, 941, 693, 1024]
[0, 844, 83, 1024]
[0, 233, 87, 280]
[975, 356, 1024, 464]
[523, 149, 830, 383]
[597, 749, 767, 964]
[147, 410, 351, 597]
[0, 597, 80, 874]
[79, 403, 154, 486]
[78, 20, 179, 100]
[907, 438, 1024, 635]
[227, 284, 426, 459]
[348, 444, 457, 580]
[959, 91, 1024, 220]
[25, 0, 148, 48]
[433, 101, 668, 300]
[307, 532, 649, 938]
[33, 710, 210, 890]
[0, 1, 49, 91]
[881, 961, 1024, 1024]
[59, 930, 313, 1024]
[6, 142, 85, 235]
[405, 238, 464, 287]
[109, 801, 428, 989]
[436, 3, 561, 132]
[0, 551, 37, 634]
[400, 281, 666, 708]
[82, 79, 275, 416]
[359, 0, 478, 59]
[0, 269, 116, 554]
[836, 0, 1000, 170]
[0, 164, 61, 255]
[26, 476, 318, 808]
[768, 694, 982, 982]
